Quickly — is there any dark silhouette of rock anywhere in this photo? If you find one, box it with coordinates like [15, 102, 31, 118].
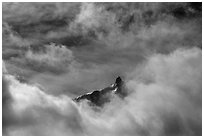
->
[73, 76, 127, 106]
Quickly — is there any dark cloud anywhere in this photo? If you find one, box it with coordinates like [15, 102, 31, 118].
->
[3, 2, 201, 50]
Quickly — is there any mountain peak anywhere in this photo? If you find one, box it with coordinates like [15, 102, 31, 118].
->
[115, 76, 122, 85]
[73, 76, 127, 106]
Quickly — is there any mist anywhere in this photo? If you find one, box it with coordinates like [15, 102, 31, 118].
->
[3, 47, 201, 135]
[2, 2, 202, 136]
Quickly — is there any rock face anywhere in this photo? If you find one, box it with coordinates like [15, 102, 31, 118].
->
[73, 76, 127, 106]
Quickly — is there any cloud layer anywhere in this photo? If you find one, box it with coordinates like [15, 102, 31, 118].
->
[2, 2, 202, 135]
[3, 47, 202, 135]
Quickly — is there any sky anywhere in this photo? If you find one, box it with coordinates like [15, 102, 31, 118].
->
[2, 2, 202, 136]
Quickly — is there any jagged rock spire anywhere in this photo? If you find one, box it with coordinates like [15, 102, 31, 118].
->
[73, 76, 127, 106]
[115, 76, 122, 86]
[114, 76, 127, 98]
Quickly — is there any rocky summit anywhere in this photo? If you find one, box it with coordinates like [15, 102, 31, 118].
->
[73, 76, 127, 106]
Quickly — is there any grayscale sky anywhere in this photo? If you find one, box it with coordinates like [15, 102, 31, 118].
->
[2, 2, 202, 136]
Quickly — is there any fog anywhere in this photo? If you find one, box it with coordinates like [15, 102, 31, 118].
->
[2, 2, 202, 135]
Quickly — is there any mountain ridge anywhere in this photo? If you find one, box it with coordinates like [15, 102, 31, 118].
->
[73, 76, 127, 106]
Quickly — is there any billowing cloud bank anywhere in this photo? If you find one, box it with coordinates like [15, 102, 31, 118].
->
[2, 2, 202, 135]
[3, 47, 201, 135]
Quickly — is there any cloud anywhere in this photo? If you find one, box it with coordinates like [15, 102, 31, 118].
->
[2, 2, 201, 49]
[69, 3, 116, 35]
[2, 2, 201, 62]
[2, 74, 83, 135]
[3, 47, 201, 135]
[24, 43, 76, 73]
[68, 2, 202, 51]
[3, 3, 80, 25]
[125, 47, 201, 135]
[2, 2, 202, 136]
[2, 22, 31, 47]
[2, 3, 83, 47]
